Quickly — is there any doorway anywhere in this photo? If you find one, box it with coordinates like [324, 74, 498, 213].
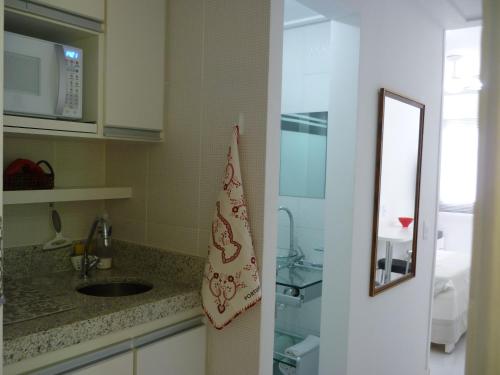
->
[430, 25, 482, 375]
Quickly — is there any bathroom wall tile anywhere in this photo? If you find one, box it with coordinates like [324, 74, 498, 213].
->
[297, 197, 325, 230]
[277, 194, 326, 267]
[296, 227, 324, 253]
[277, 196, 300, 227]
[277, 224, 291, 250]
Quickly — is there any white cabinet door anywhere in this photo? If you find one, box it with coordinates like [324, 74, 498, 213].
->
[69, 352, 134, 375]
[104, 0, 166, 134]
[136, 325, 206, 375]
[30, 0, 105, 21]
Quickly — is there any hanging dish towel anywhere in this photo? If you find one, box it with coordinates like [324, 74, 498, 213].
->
[202, 125, 261, 329]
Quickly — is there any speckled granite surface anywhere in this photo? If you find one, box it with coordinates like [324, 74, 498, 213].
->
[3, 241, 204, 365]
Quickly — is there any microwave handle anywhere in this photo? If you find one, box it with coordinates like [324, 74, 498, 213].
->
[55, 44, 67, 116]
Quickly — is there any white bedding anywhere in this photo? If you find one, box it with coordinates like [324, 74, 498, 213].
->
[431, 250, 471, 347]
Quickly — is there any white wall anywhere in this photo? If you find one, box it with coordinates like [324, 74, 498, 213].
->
[438, 212, 474, 254]
[281, 21, 331, 114]
[319, 16, 360, 375]
[317, 1, 444, 374]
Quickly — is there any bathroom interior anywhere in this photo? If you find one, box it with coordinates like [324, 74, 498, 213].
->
[273, 1, 335, 373]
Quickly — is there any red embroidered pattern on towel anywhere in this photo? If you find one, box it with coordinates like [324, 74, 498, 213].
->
[212, 201, 242, 264]
[201, 125, 261, 329]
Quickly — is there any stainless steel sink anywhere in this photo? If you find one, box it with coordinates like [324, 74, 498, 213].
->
[76, 281, 153, 297]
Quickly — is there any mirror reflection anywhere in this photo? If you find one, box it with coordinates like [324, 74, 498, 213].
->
[370, 88, 425, 296]
[279, 111, 328, 199]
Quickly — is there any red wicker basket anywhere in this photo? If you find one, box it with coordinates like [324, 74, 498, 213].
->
[4, 159, 55, 191]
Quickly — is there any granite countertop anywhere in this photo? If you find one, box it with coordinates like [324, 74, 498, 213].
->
[3, 241, 205, 366]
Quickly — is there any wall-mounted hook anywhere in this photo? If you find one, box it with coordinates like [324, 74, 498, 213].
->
[238, 112, 245, 135]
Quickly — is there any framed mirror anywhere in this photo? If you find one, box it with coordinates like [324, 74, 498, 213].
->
[369, 88, 425, 296]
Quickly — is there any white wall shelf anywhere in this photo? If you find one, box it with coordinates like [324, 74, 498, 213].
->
[4, 187, 132, 205]
[4, 115, 99, 138]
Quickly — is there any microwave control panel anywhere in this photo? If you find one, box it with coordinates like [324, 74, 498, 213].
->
[62, 46, 83, 119]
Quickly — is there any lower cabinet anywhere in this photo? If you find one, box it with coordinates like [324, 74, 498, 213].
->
[70, 352, 134, 375]
[136, 325, 207, 375]
[67, 325, 206, 375]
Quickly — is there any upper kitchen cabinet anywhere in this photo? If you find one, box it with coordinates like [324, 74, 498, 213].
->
[103, 0, 166, 141]
[29, 0, 105, 21]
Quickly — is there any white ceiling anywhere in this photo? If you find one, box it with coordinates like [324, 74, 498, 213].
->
[288, 0, 482, 29]
[444, 26, 482, 94]
[447, 0, 482, 22]
[415, 0, 482, 29]
[284, 0, 320, 23]
[283, 0, 327, 27]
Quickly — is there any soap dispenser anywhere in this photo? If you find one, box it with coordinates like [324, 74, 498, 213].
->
[96, 213, 113, 269]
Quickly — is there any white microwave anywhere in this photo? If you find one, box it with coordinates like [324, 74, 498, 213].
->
[4, 32, 83, 120]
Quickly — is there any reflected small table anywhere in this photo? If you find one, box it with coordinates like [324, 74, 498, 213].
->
[378, 227, 413, 283]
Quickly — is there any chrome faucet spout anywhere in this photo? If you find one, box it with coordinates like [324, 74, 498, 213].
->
[278, 206, 295, 256]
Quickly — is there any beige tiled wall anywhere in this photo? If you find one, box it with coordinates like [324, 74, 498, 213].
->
[105, 0, 271, 374]
[3, 136, 106, 248]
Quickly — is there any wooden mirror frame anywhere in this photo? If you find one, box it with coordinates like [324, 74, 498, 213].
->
[369, 88, 425, 296]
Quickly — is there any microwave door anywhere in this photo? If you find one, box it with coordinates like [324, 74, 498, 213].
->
[55, 45, 66, 116]
[4, 32, 59, 118]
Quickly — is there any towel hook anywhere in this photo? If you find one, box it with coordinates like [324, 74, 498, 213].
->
[238, 112, 245, 135]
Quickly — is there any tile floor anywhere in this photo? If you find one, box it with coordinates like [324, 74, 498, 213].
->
[429, 335, 466, 375]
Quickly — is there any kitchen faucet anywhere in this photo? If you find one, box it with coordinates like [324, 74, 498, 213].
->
[80, 217, 108, 279]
